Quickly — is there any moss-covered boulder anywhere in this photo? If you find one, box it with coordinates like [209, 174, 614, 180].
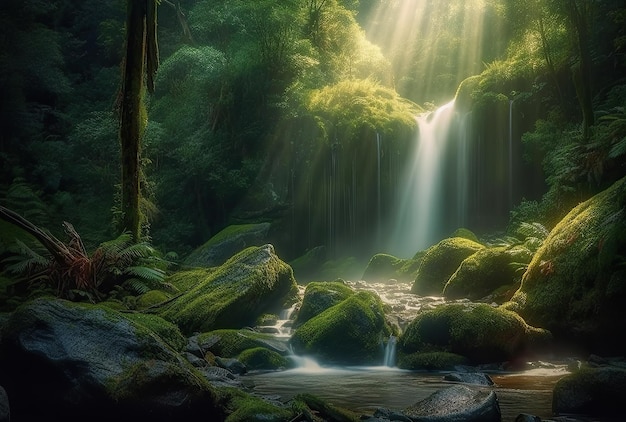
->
[0, 298, 221, 421]
[290, 291, 392, 365]
[509, 177, 626, 353]
[552, 367, 626, 417]
[443, 247, 519, 301]
[184, 223, 271, 267]
[398, 351, 469, 371]
[160, 245, 299, 334]
[196, 329, 289, 358]
[237, 347, 294, 371]
[361, 252, 424, 283]
[294, 280, 354, 327]
[411, 237, 484, 295]
[398, 303, 551, 366]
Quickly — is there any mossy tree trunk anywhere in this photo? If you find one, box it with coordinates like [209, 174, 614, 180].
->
[119, 0, 159, 242]
[565, 0, 594, 140]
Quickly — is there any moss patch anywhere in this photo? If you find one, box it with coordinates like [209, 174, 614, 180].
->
[294, 280, 354, 327]
[412, 237, 484, 295]
[398, 303, 550, 364]
[159, 245, 298, 334]
[197, 329, 288, 358]
[290, 291, 391, 365]
[237, 347, 293, 371]
[221, 387, 292, 422]
[122, 312, 187, 352]
[510, 176, 626, 352]
[398, 351, 469, 370]
[443, 247, 519, 301]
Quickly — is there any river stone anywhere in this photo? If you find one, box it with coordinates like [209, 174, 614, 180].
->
[184, 222, 271, 267]
[0, 298, 220, 421]
[443, 372, 494, 386]
[160, 244, 299, 334]
[403, 384, 501, 422]
[552, 367, 626, 417]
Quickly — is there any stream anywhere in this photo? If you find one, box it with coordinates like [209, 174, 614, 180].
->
[243, 280, 585, 420]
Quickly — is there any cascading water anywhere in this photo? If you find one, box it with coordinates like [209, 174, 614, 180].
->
[383, 335, 397, 367]
[389, 100, 456, 257]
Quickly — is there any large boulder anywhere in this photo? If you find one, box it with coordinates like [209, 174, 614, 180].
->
[160, 244, 299, 334]
[294, 280, 354, 327]
[403, 384, 501, 422]
[195, 329, 289, 358]
[443, 247, 519, 301]
[552, 367, 626, 418]
[509, 176, 626, 353]
[412, 237, 484, 295]
[362, 252, 424, 283]
[290, 291, 392, 365]
[0, 298, 221, 421]
[398, 303, 551, 367]
[184, 223, 271, 267]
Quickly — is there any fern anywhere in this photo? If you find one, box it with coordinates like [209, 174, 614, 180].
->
[124, 265, 166, 282]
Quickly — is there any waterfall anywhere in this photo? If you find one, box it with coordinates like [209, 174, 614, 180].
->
[383, 335, 397, 367]
[508, 100, 513, 210]
[389, 100, 456, 257]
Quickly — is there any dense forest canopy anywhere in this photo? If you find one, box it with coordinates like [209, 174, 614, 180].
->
[0, 0, 624, 261]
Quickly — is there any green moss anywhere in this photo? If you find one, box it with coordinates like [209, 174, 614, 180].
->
[397, 351, 469, 370]
[122, 312, 187, 352]
[412, 237, 484, 295]
[511, 177, 626, 348]
[294, 280, 354, 326]
[290, 291, 391, 365]
[450, 227, 480, 243]
[159, 245, 298, 334]
[399, 303, 548, 364]
[237, 347, 293, 371]
[362, 253, 423, 282]
[443, 247, 519, 301]
[222, 387, 292, 422]
[136, 290, 170, 309]
[294, 393, 360, 422]
[197, 329, 287, 358]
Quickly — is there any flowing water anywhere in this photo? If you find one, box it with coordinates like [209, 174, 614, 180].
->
[247, 280, 579, 420]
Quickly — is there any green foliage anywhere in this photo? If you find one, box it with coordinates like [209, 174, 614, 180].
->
[306, 78, 420, 144]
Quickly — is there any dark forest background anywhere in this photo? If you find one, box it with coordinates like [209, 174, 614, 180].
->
[1, 0, 625, 262]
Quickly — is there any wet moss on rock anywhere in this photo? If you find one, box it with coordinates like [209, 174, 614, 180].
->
[290, 291, 391, 365]
[398, 303, 551, 364]
[294, 280, 354, 327]
[237, 347, 294, 371]
[398, 351, 469, 370]
[197, 329, 288, 358]
[412, 237, 484, 295]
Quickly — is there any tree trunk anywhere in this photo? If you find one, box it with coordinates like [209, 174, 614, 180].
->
[119, 0, 148, 241]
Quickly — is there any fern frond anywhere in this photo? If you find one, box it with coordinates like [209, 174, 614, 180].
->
[516, 222, 549, 240]
[97, 233, 133, 258]
[125, 278, 152, 295]
[609, 136, 626, 159]
[124, 265, 166, 282]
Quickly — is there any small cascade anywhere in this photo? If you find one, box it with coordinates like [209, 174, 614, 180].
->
[383, 335, 397, 367]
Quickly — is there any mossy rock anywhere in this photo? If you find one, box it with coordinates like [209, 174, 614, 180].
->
[294, 393, 360, 422]
[0, 298, 221, 420]
[289, 246, 326, 283]
[221, 387, 292, 422]
[136, 290, 171, 309]
[159, 245, 299, 334]
[411, 237, 484, 295]
[397, 351, 469, 371]
[122, 312, 187, 352]
[183, 223, 271, 268]
[443, 247, 519, 301]
[450, 227, 480, 243]
[398, 303, 551, 364]
[510, 176, 626, 353]
[237, 347, 294, 371]
[294, 280, 354, 327]
[290, 291, 391, 365]
[361, 252, 424, 283]
[197, 329, 289, 358]
[552, 367, 626, 417]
